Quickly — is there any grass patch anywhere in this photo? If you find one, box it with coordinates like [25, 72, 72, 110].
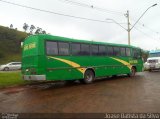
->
[0, 54, 21, 64]
[0, 71, 31, 88]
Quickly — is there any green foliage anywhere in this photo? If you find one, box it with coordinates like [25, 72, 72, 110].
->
[0, 51, 4, 58]
[0, 25, 28, 64]
[30, 25, 36, 34]
[142, 50, 149, 62]
[23, 23, 29, 32]
[0, 71, 31, 88]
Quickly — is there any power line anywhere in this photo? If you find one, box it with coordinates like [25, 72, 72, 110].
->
[134, 27, 157, 40]
[58, 0, 124, 16]
[140, 24, 159, 35]
[136, 23, 159, 36]
[0, 0, 123, 24]
[130, 17, 159, 35]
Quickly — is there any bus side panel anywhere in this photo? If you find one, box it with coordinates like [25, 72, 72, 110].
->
[91, 57, 130, 77]
[70, 56, 91, 80]
[71, 69, 83, 80]
[45, 56, 74, 80]
[118, 57, 131, 74]
[131, 58, 144, 72]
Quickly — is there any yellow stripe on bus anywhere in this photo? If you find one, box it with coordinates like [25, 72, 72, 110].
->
[48, 56, 86, 73]
[110, 57, 132, 69]
[48, 56, 132, 73]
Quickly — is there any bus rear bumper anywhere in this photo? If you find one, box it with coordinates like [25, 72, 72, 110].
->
[23, 75, 46, 81]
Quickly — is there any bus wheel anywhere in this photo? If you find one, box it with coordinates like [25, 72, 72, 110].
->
[82, 70, 94, 84]
[128, 67, 136, 77]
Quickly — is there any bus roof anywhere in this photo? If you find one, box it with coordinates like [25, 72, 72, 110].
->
[25, 34, 141, 49]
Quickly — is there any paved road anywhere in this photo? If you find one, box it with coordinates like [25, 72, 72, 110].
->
[0, 71, 160, 113]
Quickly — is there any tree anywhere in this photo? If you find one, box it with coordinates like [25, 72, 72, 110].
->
[30, 25, 36, 34]
[10, 24, 13, 29]
[142, 50, 149, 62]
[23, 23, 29, 32]
[42, 30, 46, 34]
[35, 27, 42, 34]
[0, 51, 4, 58]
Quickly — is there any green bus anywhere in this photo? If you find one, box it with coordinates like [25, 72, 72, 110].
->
[22, 34, 143, 84]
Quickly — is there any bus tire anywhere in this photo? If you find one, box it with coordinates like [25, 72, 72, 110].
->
[82, 70, 94, 84]
[128, 67, 136, 77]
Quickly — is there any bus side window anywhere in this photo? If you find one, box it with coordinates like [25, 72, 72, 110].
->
[91, 45, 98, 55]
[99, 45, 106, 56]
[107, 46, 113, 56]
[113, 47, 120, 56]
[126, 48, 131, 56]
[58, 42, 69, 55]
[46, 41, 58, 55]
[80, 44, 90, 55]
[71, 43, 81, 55]
[120, 47, 126, 56]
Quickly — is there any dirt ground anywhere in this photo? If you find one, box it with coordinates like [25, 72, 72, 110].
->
[0, 71, 160, 113]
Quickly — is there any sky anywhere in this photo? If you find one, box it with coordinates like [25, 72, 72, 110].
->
[0, 0, 159, 50]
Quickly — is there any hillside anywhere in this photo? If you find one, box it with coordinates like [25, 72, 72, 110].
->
[0, 25, 28, 64]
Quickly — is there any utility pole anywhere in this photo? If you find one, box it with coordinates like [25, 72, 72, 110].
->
[106, 4, 157, 45]
[125, 11, 131, 45]
[124, 3, 157, 45]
